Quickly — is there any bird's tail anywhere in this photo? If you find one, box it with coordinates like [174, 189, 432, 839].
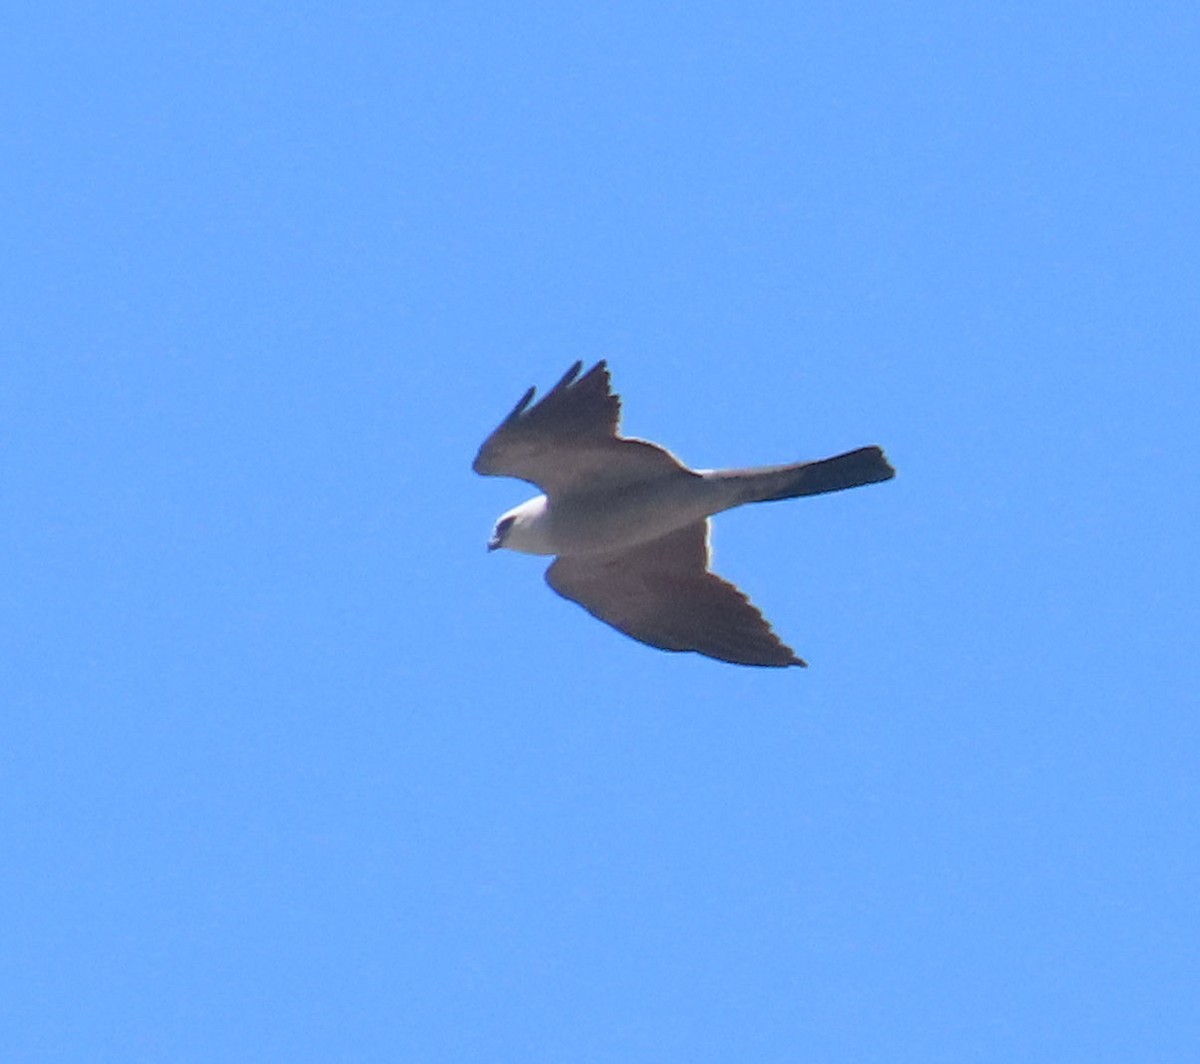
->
[711, 446, 895, 505]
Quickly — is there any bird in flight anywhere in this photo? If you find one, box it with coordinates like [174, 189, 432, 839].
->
[473, 361, 894, 668]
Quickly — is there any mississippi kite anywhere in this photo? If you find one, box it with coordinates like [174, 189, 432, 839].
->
[474, 361, 894, 667]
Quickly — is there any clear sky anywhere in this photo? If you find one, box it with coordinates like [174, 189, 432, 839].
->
[4, 3, 1198, 1061]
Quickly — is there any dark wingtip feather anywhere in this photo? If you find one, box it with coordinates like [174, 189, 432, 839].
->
[549, 361, 585, 394]
[501, 385, 538, 425]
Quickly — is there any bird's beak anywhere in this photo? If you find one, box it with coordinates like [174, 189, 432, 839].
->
[486, 536, 501, 552]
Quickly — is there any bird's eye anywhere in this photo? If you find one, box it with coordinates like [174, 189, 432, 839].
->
[497, 516, 515, 537]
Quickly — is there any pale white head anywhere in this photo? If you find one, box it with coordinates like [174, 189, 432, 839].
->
[487, 495, 554, 555]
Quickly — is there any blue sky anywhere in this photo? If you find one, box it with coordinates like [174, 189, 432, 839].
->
[4, 3, 1198, 1061]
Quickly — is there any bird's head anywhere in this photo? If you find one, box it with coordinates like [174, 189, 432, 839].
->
[486, 514, 516, 552]
[487, 495, 552, 555]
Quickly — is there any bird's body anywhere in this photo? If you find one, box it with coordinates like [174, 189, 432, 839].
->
[496, 472, 720, 557]
[474, 361, 894, 668]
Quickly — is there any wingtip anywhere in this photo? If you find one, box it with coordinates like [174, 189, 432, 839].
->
[501, 359, 592, 425]
[779, 644, 808, 667]
[499, 384, 537, 426]
[550, 361, 585, 394]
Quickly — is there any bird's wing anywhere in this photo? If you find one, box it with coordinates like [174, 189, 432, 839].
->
[545, 521, 806, 667]
[472, 361, 687, 496]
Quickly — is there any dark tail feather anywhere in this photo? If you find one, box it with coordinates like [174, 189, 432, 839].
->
[747, 446, 895, 503]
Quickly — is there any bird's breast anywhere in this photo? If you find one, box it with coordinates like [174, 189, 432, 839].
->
[545, 475, 735, 556]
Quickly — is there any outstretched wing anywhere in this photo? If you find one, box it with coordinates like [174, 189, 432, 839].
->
[545, 522, 806, 668]
[472, 361, 686, 496]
